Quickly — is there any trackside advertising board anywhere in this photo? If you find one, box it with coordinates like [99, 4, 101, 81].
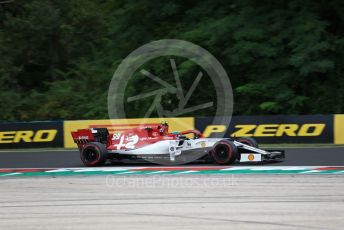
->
[334, 114, 344, 144]
[64, 117, 195, 148]
[0, 121, 63, 148]
[195, 115, 334, 143]
[0, 115, 342, 148]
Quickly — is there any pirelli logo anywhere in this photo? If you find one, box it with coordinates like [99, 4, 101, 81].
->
[232, 124, 325, 137]
[0, 130, 58, 143]
[203, 124, 326, 137]
[0, 121, 63, 148]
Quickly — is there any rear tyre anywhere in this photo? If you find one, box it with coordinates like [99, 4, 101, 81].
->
[237, 137, 258, 148]
[211, 140, 238, 165]
[81, 142, 108, 167]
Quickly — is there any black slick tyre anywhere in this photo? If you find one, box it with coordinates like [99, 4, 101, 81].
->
[211, 140, 238, 165]
[80, 142, 108, 167]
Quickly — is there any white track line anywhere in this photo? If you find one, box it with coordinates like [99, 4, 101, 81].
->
[145, 171, 168, 175]
[174, 170, 199, 174]
[0, 172, 22, 176]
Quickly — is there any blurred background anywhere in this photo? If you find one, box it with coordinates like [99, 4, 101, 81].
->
[1, 0, 343, 122]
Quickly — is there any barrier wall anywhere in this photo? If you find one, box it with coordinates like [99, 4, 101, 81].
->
[0, 115, 343, 148]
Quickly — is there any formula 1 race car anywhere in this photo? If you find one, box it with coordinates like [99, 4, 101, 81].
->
[71, 122, 285, 166]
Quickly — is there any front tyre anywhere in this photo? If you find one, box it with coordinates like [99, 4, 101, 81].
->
[81, 142, 108, 167]
[211, 140, 238, 165]
[237, 137, 258, 148]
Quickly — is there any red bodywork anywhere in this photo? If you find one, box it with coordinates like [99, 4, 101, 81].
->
[71, 124, 204, 151]
[107, 124, 177, 151]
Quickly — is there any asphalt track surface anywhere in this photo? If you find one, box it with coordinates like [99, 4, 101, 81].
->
[1, 175, 343, 230]
[1, 148, 343, 230]
[0, 147, 343, 168]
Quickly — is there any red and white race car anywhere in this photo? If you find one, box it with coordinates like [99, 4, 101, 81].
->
[71, 122, 285, 166]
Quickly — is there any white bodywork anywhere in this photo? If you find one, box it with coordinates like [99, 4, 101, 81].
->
[109, 138, 274, 163]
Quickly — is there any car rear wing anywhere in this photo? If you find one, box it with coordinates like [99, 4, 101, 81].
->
[71, 128, 109, 146]
[71, 129, 95, 144]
